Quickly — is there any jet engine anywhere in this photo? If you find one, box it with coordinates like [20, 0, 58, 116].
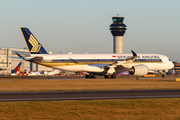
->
[129, 65, 148, 76]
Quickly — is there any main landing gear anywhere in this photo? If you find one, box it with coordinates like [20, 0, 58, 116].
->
[162, 74, 166, 78]
[85, 74, 97, 79]
[85, 74, 116, 79]
[104, 74, 116, 79]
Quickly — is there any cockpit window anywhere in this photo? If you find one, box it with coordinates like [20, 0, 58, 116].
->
[169, 59, 171, 61]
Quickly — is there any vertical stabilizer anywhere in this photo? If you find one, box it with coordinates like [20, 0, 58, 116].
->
[11, 62, 22, 73]
[20, 27, 48, 55]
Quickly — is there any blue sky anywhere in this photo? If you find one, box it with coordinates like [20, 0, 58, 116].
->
[0, 0, 180, 61]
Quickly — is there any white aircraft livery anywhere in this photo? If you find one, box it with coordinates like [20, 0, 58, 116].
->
[17, 27, 174, 79]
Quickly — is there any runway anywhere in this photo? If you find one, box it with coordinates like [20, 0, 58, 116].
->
[0, 89, 180, 102]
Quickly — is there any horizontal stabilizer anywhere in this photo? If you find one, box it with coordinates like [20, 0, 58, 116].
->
[15, 52, 24, 59]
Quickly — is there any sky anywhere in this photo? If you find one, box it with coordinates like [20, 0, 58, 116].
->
[0, 0, 180, 61]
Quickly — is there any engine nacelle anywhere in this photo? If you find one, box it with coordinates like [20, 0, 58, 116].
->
[129, 65, 149, 76]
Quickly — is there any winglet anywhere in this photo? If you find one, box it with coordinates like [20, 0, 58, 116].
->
[131, 50, 137, 57]
[122, 50, 137, 61]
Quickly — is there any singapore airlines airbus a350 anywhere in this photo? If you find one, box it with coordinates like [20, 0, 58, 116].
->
[16, 27, 174, 79]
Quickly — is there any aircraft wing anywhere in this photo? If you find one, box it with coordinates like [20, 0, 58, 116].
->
[103, 50, 137, 69]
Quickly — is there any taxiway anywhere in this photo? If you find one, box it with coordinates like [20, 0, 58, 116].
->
[0, 89, 180, 102]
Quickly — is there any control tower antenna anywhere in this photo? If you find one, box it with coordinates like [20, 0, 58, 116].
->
[109, 15, 127, 53]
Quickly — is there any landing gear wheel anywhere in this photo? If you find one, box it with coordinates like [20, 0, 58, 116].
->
[108, 75, 111, 79]
[162, 74, 166, 78]
[111, 75, 116, 79]
[85, 75, 89, 78]
[104, 75, 116, 79]
[88, 74, 92, 78]
[93, 75, 97, 78]
[104, 75, 108, 79]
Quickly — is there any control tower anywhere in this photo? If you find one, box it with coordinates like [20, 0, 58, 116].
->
[109, 15, 127, 53]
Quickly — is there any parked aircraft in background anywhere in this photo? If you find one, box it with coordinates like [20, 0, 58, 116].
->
[10, 62, 22, 75]
[11, 71, 42, 76]
[11, 62, 22, 73]
[9, 62, 59, 76]
[43, 70, 60, 76]
[16, 27, 174, 79]
[9, 62, 43, 76]
[26, 71, 42, 76]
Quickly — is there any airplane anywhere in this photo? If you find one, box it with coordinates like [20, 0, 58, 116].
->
[10, 62, 22, 75]
[16, 27, 174, 79]
[11, 70, 43, 76]
[26, 71, 43, 76]
[43, 69, 60, 76]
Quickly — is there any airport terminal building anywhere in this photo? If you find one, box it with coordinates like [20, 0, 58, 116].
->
[0, 47, 53, 75]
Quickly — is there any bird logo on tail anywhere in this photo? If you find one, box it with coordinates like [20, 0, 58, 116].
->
[28, 34, 41, 52]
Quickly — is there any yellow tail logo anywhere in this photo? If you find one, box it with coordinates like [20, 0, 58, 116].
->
[28, 34, 41, 52]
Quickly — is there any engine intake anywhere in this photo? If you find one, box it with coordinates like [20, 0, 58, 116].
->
[129, 65, 148, 76]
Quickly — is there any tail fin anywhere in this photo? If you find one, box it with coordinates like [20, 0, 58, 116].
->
[11, 62, 22, 73]
[20, 27, 48, 55]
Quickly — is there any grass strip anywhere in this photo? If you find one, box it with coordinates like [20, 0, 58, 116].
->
[0, 78, 180, 92]
[0, 98, 180, 120]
